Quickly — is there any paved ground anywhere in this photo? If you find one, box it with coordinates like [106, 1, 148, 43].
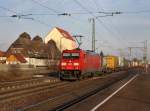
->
[66, 71, 150, 111]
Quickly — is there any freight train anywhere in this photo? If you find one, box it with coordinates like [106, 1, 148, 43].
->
[102, 55, 119, 73]
[59, 49, 139, 80]
[59, 49, 102, 80]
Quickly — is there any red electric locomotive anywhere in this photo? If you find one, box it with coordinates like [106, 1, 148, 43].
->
[59, 49, 102, 80]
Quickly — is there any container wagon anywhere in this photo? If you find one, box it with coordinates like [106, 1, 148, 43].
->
[103, 55, 119, 72]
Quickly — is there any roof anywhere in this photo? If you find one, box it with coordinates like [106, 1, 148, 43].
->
[0, 50, 5, 57]
[15, 54, 27, 63]
[56, 27, 75, 41]
[7, 54, 27, 63]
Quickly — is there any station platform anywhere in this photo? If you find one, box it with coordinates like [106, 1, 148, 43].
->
[96, 73, 150, 111]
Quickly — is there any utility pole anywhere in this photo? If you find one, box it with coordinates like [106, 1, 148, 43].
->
[144, 40, 148, 72]
[128, 47, 143, 58]
[128, 47, 132, 67]
[89, 11, 122, 52]
[129, 47, 132, 59]
[89, 18, 95, 52]
[128, 40, 148, 72]
[143, 40, 148, 61]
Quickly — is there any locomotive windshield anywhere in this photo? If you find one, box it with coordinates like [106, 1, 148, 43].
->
[63, 52, 79, 59]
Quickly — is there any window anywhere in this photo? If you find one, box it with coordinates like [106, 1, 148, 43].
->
[72, 53, 79, 58]
[63, 52, 79, 59]
[63, 53, 71, 57]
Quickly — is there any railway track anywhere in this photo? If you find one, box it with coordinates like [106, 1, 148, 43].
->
[1, 76, 107, 111]
[0, 69, 141, 111]
[20, 70, 139, 111]
[52, 73, 134, 111]
[0, 73, 110, 111]
[0, 79, 70, 111]
[0, 81, 68, 102]
[52, 69, 141, 111]
[0, 77, 59, 94]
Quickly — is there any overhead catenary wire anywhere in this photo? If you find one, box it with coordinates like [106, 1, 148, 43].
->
[0, 1, 149, 51]
[0, 6, 17, 14]
[0, 0, 87, 27]
[31, 18, 51, 27]
[93, 0, 104, 12]
[30, 0, 60, 14]
[0, 15, 11, 17]
[72, 0, 96, 50]
[73, 0, 127, 50]
[73, 0, 117, 51]
[1, 3, 150, 17]
[80, 7, 150, 14]
[74, 0, 95, 16]
[1, 10, 149, 16]
[30, 0, 91, 49]
[73, 0, 118, 37]
[91, 0, 129, 47]
[27, 0, 74, 26]
[0, 5, 51, 27]
[120, 10, 150, 14]
[0, 1, 111, 49]
[29, 0, 94, 49]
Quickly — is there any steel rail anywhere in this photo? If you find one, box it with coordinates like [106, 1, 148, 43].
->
[51, 72, 135, 111]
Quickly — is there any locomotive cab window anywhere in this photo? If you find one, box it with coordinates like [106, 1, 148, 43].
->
[72, 53, 79, 58]
[63, 52, 79, 59]
[63, 53, 71, 57]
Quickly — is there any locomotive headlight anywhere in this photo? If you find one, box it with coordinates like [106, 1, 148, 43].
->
[61, 62, 67, 66]
[74, 63, 79, 66]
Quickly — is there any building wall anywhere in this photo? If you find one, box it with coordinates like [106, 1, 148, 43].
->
[45, 28, 77, 52]
[0, 57, 6, 61]
[25, 58, 48, 66]
[0, 57, 6, 64]
[6, 55, 20, 64]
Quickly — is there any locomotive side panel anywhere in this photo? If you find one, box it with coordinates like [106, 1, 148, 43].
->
[82, 53, 101, 74]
